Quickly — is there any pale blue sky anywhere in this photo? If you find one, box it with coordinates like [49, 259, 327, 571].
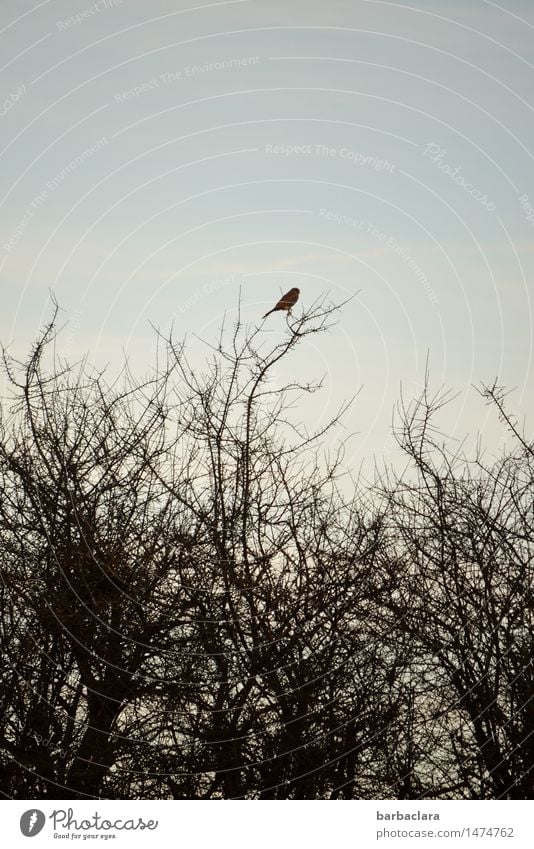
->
[1, 0, 533, 468]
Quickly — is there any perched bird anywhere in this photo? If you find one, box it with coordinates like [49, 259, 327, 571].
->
[262, 287, 300, 319]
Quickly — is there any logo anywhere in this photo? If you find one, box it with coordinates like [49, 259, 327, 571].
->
[20, 809, 46, 837]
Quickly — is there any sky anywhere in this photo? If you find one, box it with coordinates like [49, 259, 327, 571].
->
[1, 0, 533, 471]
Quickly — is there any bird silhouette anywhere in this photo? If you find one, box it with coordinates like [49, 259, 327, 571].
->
[262, 287, 300, 319]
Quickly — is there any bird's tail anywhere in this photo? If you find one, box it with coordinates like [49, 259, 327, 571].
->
[262, 309, 274, 319]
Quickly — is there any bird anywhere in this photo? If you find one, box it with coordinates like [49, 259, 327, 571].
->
[262, 287, 300, 319]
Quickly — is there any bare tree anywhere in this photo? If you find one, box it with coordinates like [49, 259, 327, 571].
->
[0, 303, 531, 799]
[377, 377, 533, 799]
